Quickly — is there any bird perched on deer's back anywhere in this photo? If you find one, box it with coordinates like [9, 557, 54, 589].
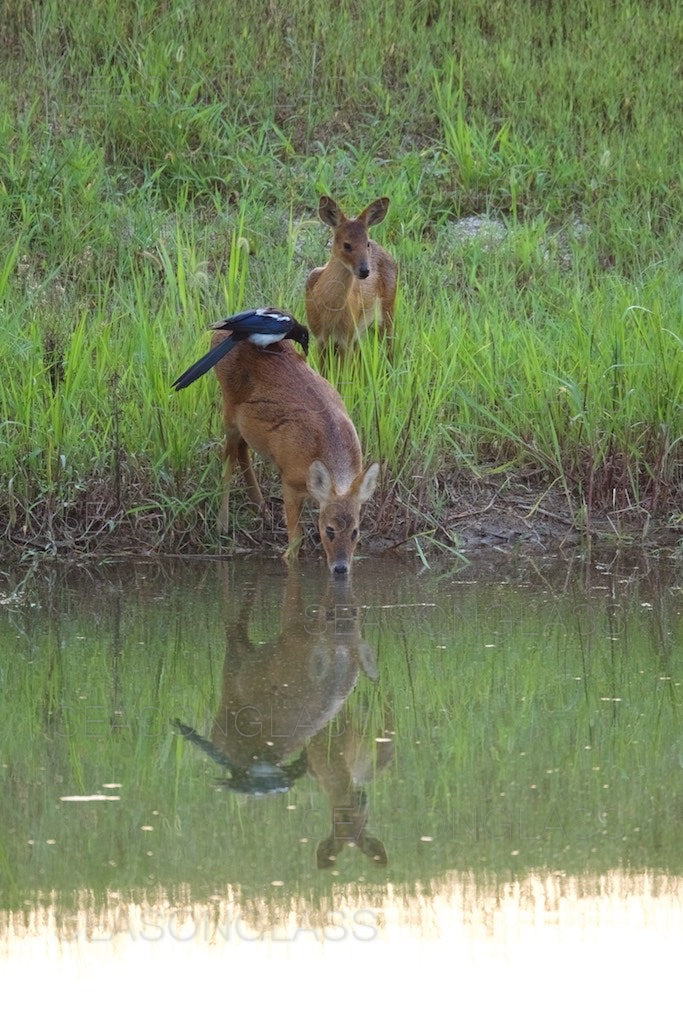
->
[171, 308, 309, 391]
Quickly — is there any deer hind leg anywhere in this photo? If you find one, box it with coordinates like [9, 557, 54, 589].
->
[378, 287, 396, 361]
[218, 427, 263, 533]
[382, 307, 394, 363]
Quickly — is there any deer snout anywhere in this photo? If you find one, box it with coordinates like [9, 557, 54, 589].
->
[357, 264, 370, 280]
[331, 559, 350, 576]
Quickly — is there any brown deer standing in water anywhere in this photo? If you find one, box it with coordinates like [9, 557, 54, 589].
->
[305, 196, 397, 362]
[210, 334, 379, 574]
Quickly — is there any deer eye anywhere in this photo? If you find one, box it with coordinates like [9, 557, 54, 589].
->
[351, 529, 358, 541]
[325, 526, 336, 540]
[343, 242, 352, 252]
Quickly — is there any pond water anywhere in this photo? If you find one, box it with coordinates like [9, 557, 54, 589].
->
[1, 551, 681, 1017]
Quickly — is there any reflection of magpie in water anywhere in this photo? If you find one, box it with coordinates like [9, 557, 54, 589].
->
[172, 718, 308, 796]
[171, 308, 310, 391]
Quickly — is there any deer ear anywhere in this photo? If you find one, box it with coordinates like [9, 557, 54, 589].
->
[359, 834, 388, 865]
[360, 197, 389, 228]
[308, 460, 334, 503]
[356, 462, 379, 503]
[318, 196, 344, 228]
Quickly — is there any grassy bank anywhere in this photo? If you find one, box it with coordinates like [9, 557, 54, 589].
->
[0, 0, 680, 556]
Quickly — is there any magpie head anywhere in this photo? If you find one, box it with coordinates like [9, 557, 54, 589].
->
[289, 321, 310, 357]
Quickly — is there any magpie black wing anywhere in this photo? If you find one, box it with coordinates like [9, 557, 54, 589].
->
[208, 307, 294, 336]
[208, 309, 258, 332]
[171, 334, 238, 391]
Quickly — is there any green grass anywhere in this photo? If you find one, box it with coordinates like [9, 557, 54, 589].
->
[0, 0, 680, 554]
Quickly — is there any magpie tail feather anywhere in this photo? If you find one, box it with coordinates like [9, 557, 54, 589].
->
[171, 335, 237, 391]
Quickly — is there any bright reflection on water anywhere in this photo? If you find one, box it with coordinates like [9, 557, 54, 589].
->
[0, 552, 680, 1014]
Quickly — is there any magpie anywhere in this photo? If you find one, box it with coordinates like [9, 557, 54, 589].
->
[171, 307, 309, 391]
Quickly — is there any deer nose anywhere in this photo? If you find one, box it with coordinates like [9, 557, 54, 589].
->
[332, 561, 349, 576]
[357, 266, 370, 280]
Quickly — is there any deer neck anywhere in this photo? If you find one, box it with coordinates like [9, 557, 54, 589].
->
[322, 253, 356, 307]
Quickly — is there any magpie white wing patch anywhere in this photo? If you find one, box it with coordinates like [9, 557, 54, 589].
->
[255, 308, 292, 323]
[208, 308, 298, 337]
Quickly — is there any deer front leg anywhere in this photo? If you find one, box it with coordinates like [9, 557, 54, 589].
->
[281, 482, 305, 561]
[218, 428, 263, 532]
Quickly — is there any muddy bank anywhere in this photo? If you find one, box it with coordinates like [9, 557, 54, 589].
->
[367, 472, 680, 555]
[1, 469, 679, 564]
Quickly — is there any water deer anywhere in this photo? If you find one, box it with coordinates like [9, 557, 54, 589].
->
[305, 196, 397, 362]
[210, 330, 379, 574]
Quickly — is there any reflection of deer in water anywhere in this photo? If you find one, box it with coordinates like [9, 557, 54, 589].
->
[174, 567, 391, 865]
[307, 705, 390, 868]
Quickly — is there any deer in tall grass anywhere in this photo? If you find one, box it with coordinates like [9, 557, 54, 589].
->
[210, 330, 379, 574]
[305, 196, 397, 362]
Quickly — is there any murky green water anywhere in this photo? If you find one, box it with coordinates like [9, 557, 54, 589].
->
[1, 552, 681, 1015]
